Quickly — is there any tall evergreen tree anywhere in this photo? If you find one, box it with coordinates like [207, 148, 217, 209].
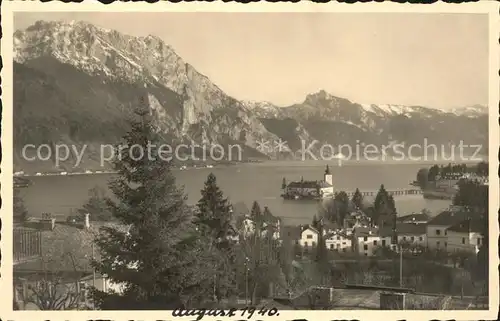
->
[91, 99, 216, 309]
[374, 185, 397, 227]
[333, 191, 350, 226]
[195, 173, 237, 302]
[351, 188, 364, 210]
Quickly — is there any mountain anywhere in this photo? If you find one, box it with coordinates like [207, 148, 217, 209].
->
[13, 21, 488, 172]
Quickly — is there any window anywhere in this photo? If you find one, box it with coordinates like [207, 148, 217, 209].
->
[307, 235, 313, 239]
[337, 244, 340, 248]
[419, 237, 423, 241]
[410, 236, 414, 242]
[373, 240, 378, 246]
[312, 241, 316, 247]
[363, 245, 368, 250]
[436, 230, 441, 236]
[382, 240, 386, 246]
[304, 241, 308, 247]
[445, 242, 447, 248]
[402, 236, 406, 241]
[462, 238, 466, 244]
[342, 248, 347, 253]
[445, 230, 447, 236]
[330, 244, 334, 249]
[477, 238, 482, 246]
[337, 236, 340, 240]
[342, 242, 346, 245]
[364, 253, 368, 256]
[436, 241, 440, 248]
[363, 236, 368, 241]
[295, 240, 299, 245]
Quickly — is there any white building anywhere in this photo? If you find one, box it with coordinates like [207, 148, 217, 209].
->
[353, 227, 380, 256]
[325, 232, 352, 253]
[298, 225, 319, 248]
[446, 219, 484, 254]
[426, 209, 472, 251]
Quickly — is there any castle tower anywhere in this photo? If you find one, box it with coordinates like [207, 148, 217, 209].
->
[324, 165, 333, 186]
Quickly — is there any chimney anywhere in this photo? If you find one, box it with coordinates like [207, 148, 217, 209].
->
[84, 213, 90, 229]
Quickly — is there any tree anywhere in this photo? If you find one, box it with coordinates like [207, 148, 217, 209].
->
[314, 220, 330, 285]
[281, 177, 287, 190]
[427, 165, 440, 182]
[373, 185, 397, 227]
[19, 253, 87, 310]
[239, 201, 284, 304]
[476, 161, 488, 177]
[195, 173, 237, 302]
[351, 188, 364, 211]
[250, 201, 262, 219]
[416, 168, 429, 189]
[334, 191, 350, 226]
[14, 189, 29, 223]
[78, 186, 112, 221]
[91, 99, 217, 309]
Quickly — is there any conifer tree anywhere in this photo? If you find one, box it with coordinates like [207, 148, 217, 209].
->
[91, 99, 216, 309]
[351, 188, 364, 210]
[195, 173, 237, 301]
[373, 184, 397, 226]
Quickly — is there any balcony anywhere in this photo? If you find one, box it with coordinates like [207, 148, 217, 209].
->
[13, 228, 42, 265]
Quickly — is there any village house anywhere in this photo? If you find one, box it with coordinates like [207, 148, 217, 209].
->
[396, 213, 430, 225]
[297, 224, 320, 249]
[379, 223, 427, 251]
[352, 227, 380, 256]
[426, 208, 473, 251]
[324, 231, 353, 253]
[13, 214, 126, 310]
[238, 206, 281, 241]
[446, 218, 485, 254]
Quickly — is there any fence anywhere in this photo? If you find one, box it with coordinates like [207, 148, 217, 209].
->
[13, 228, 42, 265]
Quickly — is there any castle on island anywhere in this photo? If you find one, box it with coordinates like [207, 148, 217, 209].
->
[281, 165, 334, 200]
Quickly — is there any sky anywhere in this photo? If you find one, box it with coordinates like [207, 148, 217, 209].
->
[14, 12, 489, 109]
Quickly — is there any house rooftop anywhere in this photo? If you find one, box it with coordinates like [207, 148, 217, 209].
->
[427, 210, 474, 226]
[379, 223, 427, 237]
[397, 213, 430, 222]
[446, 218, 484, 233]
[14, 221, 128, 274]
[287, 180, 332, 188]
[353, 227, 378, 237]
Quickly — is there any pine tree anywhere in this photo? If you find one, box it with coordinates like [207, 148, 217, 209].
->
[351, 188, 364, 210]
[195, 173, 237, 301]
[14, 189, 29, 223]
[91, 99, 216, 309]
[334, 191, 350, 226]
[374, 185, 397, 227]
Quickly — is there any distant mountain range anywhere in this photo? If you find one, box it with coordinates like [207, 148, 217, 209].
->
[13, 20, 488, 172]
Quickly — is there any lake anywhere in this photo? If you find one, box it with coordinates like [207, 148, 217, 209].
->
[19, 160, 451, 225]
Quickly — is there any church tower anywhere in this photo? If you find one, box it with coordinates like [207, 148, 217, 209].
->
[323, 165, 334, 197]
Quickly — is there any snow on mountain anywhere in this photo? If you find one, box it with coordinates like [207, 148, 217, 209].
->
[450, 105, 488, 117]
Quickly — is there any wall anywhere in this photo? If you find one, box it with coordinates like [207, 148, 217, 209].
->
[426, 225, 450, 250]
[325, 235, 352, 253]
[447, 231, 482, 254]
[355, 235, 381, 256]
